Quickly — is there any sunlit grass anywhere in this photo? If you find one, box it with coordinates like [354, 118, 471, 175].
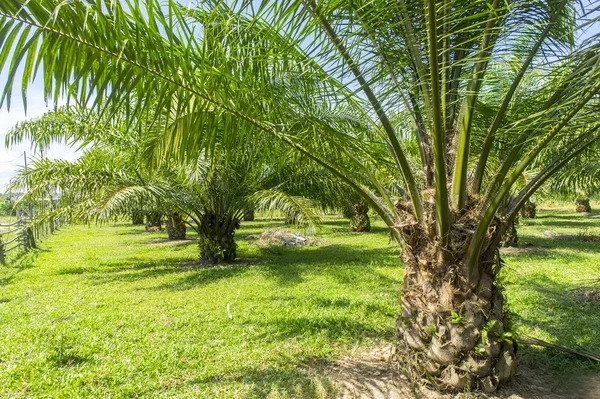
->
[501, 207, 600, 383]
[0, 210, 598, 397]
[0, 217, 401, 398]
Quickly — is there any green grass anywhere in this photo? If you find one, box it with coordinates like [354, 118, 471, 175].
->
[0, 218, 402, 398]
[0, 211, 599, 398]
[501, 208, 600, 383]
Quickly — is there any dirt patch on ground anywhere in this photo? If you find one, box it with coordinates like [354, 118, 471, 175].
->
[147, 238, 196, 246]
[500, 245, 547, 256]
[247, 229, 324, 247]
[319, 345, 600, 399]
[321, 345, 410, 399]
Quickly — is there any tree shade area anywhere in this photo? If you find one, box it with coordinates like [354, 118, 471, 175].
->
[1, 0, 600, 395]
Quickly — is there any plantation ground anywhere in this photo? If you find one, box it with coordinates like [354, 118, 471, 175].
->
[0, 209, 599, 398]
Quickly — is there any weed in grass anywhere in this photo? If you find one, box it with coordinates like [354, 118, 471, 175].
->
[47, 334, 88, 367]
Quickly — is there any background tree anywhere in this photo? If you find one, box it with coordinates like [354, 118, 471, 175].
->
[6, 107, 328, 263]
[530, 127, 600, 213]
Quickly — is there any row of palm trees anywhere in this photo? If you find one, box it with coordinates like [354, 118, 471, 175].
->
[2, 0, 600, 392]
[6, 106, 362, 262]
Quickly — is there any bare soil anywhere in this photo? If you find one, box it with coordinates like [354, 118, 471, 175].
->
[499, 245, 548, 256]
[320, 346, 600, 399]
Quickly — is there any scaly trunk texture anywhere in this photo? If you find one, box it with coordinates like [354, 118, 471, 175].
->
[243, 209, 255, 221]
[132, 210, 144, 225]
[575, 198, 592, 213]
[395, 201, 517, 392]
[501, 218, 518, 248]
[520, 201, 536, 219]
[165, 212, 186, 240]
[198, 209, 239, 264]
[350, 201, 371, 232]
[145, 212, 162, 232]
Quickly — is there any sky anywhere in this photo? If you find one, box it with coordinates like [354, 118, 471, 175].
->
[0, 71, 79, 193]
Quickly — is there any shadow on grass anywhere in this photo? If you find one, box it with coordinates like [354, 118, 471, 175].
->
[508, 233, 600, 257]
[86, 258, 194, 284]
[0, 248, 50, 287]
[259, 244, 398, 286]
[311, 297, 397, 319]
[534, 211, 599, 220]
[47, 351, 90, 368]
[73, 232, 399, 289]
[115, 227, 150, 235]
[523, 220, 600, 230]
[150, 265, 252, 290]
[149, 244, 399, 291]
[252, 314, 394, 343]
[191, 365, 337, 399]
[146, 238, 198, 247]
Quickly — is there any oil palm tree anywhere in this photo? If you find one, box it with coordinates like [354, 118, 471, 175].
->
[2, 0, 600, 391]
[5, 105, 179, 233]
[542, 136, 600, 213]
[6, 106, 326, 262]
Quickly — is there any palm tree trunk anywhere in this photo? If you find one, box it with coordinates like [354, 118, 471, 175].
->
[198, 210, 239, 264]
[501, 218, 518, 247]
[395, 211, 516, 392]
[342, 204, 354, 219]
[520, 200, 536, 218]
[350, 201, 370, 232]
[243, 209, 255, 221]
[284, 213, 298, 225]
[145, 212, 162, 232]
[165, 212, 186, 240]
[575, 198, 591, 213]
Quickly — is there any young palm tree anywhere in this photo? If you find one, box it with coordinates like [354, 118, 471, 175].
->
[544, 138, 600, 213]
[2, 0, 600, 391]
[5, 105, 179, 234]
[6, 106, 327, 262]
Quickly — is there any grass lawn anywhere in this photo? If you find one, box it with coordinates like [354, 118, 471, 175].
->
[0, 210, 599, 398]
[501, 208, 600, 384]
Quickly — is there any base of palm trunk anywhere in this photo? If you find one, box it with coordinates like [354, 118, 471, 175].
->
[243, 210, 255, 221]
[342, 204, 354, 219]
[199, 233, 236, 264]
[284, 214, 298, 225]
[197, 210, 240, 264]
[520, 201, 536, 219]
[396, 271, 516, 392]
[165, 213, 186, 240]
[501, 220, 518, 247]
[350, 202, 370, 232]
[145, 212, 162, 232]
[576, 199, 591, 213]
